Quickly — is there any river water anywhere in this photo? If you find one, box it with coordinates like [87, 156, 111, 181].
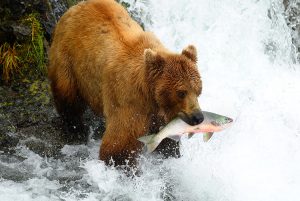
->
[1, 0, 300, 200]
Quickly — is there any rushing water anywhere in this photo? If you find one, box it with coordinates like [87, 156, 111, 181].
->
[1, 0, 300, 200]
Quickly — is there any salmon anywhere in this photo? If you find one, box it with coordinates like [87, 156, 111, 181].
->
[138, 111, 233, 153]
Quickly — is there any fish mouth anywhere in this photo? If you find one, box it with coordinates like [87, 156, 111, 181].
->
[213, 117, 233, 127]
[225, 117, 233, 124]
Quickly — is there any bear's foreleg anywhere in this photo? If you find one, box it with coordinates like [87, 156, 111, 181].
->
[99, 109, 148, 168]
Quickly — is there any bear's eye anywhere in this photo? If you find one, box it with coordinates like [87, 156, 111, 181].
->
[177, 90, 187, 99]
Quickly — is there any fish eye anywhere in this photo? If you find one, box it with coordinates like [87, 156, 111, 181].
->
[177, 90, 187, 99]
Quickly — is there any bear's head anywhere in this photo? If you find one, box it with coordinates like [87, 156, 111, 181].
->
[145, 45, 203, 125]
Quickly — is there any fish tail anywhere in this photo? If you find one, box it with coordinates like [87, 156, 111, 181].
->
[138, 134, 160, 153]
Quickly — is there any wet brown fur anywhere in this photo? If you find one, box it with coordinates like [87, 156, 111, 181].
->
[48, 0, 202, 167]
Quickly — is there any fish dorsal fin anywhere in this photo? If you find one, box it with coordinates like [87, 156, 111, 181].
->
[203, 132, 214, 142]
[188, 133, 195, 139]
[168, 135, 181, 142]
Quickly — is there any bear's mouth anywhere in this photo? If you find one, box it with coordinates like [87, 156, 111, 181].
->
[178, 111, 204, 126]
[178, 111, 194, 125]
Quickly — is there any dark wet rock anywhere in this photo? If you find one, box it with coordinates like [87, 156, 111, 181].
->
[21, 133, 64, 158]
[284, 0, 300, 62]
[0, 0, 74, 44]
[0, 22, 32, 44]
[0, 133, 19, 153]
[1, 0, 46, 43]
[0, 78, 105, 159]
[49, 0, 69, 20]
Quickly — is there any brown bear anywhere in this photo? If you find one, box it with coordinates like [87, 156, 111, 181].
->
[48, 0, 204, 167]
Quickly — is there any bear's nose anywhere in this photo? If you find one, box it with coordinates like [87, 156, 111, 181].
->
[190, 111, 204, 125]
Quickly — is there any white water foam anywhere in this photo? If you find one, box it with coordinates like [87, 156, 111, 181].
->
[1, 0, 300, 200]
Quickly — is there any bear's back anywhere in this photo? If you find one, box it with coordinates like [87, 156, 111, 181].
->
[52, 0, 143, 47]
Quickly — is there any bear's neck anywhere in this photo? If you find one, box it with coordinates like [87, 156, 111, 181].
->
[119, 32, 168, 121]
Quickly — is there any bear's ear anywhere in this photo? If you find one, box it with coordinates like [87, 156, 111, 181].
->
[144, 49, 165, 73]
[182, 45, 197, 62]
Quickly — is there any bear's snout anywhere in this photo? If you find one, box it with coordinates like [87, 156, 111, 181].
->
[179, 110, 204, 126]
[186, 110, 204, 126]
[189, 111, 204, 125]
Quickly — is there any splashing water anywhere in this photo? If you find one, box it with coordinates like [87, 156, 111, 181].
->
[1, 0, 300, 200]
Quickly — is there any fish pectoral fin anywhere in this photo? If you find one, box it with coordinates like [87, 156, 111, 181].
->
[168, 135, 181, 142]
[138, 134, 155, 144]
[188, 133, 195, 139]
[203, 132, 214, 142]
